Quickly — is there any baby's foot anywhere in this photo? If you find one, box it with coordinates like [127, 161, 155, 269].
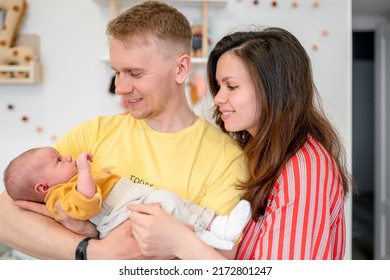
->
[210, 200, 251, 240]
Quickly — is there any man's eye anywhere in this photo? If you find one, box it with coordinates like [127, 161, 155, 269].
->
[131, 72, 142, 78]
[228, 85, 238, 90]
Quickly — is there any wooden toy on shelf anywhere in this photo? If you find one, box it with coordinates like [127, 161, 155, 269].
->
[0, 0, 41, 84]
[191, 23, 212, 58]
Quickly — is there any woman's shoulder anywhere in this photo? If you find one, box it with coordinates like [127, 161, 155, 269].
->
[276, 135, 340, 198]
[299, 134, 335, 164]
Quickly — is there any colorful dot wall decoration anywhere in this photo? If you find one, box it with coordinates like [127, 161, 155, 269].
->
[5, 100, 59, 139]
[257, 0, 327, 59]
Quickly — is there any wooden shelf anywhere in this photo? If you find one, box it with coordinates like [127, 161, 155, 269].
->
[191, 57, 207, 65]
[93, 0, 228, 19]
[93, 0, 227, 8]
[0, 61, 42, 84]
[100, 55, 207, 65]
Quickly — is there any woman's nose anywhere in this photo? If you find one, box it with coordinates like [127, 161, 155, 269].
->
[213, 90, 226, 105]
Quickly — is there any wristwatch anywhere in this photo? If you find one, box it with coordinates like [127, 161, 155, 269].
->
[75, 237, 92, 260]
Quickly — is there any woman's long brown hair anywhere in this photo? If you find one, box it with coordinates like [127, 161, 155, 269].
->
[207, 27, 352, 221]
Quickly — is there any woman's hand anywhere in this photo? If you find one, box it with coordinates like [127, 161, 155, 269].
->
[128, 203, 194, 258]
[14, 200, 98, 238]
[86, 218, 174, 260]
[128, 203, 232, 260]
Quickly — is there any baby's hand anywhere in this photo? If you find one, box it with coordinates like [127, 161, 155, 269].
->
[82, 151, 93, 162]
[76, 152, 93, 172]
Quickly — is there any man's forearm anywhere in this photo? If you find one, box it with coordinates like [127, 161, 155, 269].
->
[0, 192, 83, 259]
[0, 191, 171, 259]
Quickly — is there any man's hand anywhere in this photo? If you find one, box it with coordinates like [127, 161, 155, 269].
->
[14, 200, 51, 217]
[14, 200, 98, 238]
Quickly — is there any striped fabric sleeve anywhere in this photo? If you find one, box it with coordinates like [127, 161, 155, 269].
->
[237, 136, 346, 260]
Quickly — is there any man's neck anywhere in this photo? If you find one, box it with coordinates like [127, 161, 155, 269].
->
[145, 107, 198, 133]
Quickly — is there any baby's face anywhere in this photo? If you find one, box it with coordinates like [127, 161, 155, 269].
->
[36, 147, 78, 186]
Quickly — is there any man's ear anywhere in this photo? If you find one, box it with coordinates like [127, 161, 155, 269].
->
[175, 54, 191, 85]
[35, 183, 50, 195]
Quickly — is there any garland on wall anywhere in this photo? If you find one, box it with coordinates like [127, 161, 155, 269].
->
[5, 103, 57, 142]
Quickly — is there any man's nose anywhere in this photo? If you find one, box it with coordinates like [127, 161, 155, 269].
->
[115, 76, 134, 96]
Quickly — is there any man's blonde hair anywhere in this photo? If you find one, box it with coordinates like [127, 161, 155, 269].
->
[106, 1, 193, 56]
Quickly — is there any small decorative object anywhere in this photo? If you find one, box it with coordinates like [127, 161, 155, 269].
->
[7, 104, 14, 110]
[313, 0, 319, 8]
[0, 0, 37, 79]
[191, 24, 203, 57]
[35, 126, 42, 133]
[21, 115, 28, 122]
[322, 29, 329, 36]
[191, 24, 212, 57]
[109, 75, 115, 94]
[271, 1, 278, 7]
[191, 24, 212, 58]
[292, 1, 298, 8]
[188, 72, 206, 105]
[312, 44, 318, 51]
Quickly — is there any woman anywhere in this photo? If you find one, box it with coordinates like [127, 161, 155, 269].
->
[128, 27, 352, 260]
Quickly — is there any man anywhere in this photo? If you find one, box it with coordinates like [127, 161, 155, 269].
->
[0, 1, 247, 259]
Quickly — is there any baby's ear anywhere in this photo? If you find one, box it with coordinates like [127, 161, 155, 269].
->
[34, 183, 50, 195]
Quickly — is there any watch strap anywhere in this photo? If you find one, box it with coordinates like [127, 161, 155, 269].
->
[75, 237, 92, 260]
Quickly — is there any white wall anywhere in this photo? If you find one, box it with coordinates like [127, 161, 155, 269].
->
[0, 0, 121, 180]
[0, 0, 352, 258]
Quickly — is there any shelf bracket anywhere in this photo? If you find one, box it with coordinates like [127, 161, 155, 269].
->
[201, 1, 209, 58]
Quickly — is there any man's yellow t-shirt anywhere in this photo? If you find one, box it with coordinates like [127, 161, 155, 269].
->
[54, 114, 248, 215]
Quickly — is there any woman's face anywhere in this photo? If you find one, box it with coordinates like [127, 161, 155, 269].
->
[214, 52, 259, 136]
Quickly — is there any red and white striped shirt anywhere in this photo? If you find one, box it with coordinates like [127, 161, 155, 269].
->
[237, 135, 346, 259]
